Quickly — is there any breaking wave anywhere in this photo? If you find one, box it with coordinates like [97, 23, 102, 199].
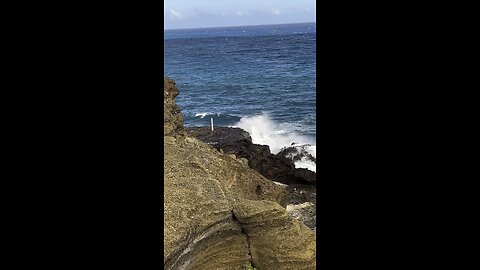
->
[232, 113, 316, 172]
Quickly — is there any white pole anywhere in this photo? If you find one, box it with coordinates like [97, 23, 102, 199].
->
[211, 118, 214, 132]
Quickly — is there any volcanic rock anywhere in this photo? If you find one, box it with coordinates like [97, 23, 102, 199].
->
[188, 126, 316, 185]
[277, 144, 316, 164]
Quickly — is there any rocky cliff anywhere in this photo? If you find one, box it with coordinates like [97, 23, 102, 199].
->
[163, 78, 316, 269]
[164, 77, 186, 136]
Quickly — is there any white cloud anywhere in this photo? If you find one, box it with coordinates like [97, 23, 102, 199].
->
[221, 11, 227, 16]
[169, 9, 183, 19]
[194, 9, 216, 17]
[271, 8, 281, 16]
[236, 11, 243, 16]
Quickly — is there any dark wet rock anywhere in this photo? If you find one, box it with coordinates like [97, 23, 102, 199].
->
[277, 144, 316, 164]
[186, 126, 252, 152]
[188, 126, 316, 186]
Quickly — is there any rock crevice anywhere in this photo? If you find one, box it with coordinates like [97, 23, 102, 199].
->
[231, 210, 255, 269]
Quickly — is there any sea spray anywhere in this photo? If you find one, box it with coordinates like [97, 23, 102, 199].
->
[294, 154, 317, 172]
[232, 113, 316, 172]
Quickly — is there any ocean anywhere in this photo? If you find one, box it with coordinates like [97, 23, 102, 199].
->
[164, 22, 316, 171]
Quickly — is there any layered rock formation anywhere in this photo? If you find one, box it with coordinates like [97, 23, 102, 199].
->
[187, 126, 317, 232]
[164, 78, 316, 269]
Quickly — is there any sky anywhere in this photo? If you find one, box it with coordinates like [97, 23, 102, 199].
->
[164, 0, 316, 30]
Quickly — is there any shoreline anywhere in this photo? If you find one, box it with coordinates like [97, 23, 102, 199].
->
[164, 77, 316, 268]
[187, 125, 317, 231]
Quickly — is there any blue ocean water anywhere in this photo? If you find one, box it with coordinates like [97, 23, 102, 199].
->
[164, 22, 316, 161]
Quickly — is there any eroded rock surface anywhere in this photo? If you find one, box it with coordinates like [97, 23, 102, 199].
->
[164, 77, 186, 136]
[284, 185, 317, 231]
[188, 126, 317, 232]
[188, 126, 316, 185]
[164, 78, 316, 269]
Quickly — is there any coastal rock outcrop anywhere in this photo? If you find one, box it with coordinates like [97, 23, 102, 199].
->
[277, 144, 317, 168]
[164, 78, 316, 269]
[187, 126, 317, 232]
[188, 126, 316, 186]
[164, 77, 186, 136]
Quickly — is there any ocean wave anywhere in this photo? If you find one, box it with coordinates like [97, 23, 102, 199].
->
[295, 158, 316, 172]
[292, 145, 317, 172]
[194, 112, 210, 118]
[232, 113, 316, 172]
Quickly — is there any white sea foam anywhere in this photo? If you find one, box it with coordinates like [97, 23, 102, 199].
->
[232, 113, 316, 172]
[294, 156, 317, 172]
[287, 144, 317, 172]
[194, 113, 209, 118]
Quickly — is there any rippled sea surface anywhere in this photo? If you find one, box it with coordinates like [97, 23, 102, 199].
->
[164, 22, 316, 152]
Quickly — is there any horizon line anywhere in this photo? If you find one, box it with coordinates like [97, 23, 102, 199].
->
[164, 21, 315, 31]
